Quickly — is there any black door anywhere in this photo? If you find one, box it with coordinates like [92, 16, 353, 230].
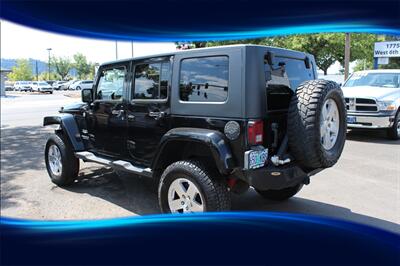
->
[126, 58, 171, 166]
[86, 63, 130, 157]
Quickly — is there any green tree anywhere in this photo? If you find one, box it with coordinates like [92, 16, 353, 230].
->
[330, 33, 383, 68]
[38, 72, 60, 81]
[7, 59, 33, 81]
[207, 33, 397, 74]
[275, 34, 338, 75]
[51, 56, 72, 80]
[73, 53, 92, 79]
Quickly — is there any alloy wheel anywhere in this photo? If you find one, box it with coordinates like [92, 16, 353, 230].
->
[320, 98, 340, 150]
[48, 144, 62, 176]
[168, 178, 205, 213]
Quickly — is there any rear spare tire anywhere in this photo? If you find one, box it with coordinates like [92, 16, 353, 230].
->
[287, 80, 346, 169]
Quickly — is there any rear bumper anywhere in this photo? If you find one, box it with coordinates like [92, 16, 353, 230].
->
[347, 112, 395, 129]
[241, 164, 321, 190]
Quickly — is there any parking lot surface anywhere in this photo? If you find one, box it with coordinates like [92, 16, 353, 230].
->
[1, 92, 399, 233]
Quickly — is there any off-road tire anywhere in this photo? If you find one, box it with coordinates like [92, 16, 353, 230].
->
[288, 80, 347, 169]
[45, 133, 79, 186]
[158, 160, 231, 213]
[255, 183, 303, 201]
[387, 110, 400, 140]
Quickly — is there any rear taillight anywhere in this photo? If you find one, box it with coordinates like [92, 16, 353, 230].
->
[247, 120, 264, 145]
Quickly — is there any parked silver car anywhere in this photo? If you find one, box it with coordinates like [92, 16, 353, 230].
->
[13, 81, 32, 92]
[31, 81, 53, 94]
[52, 81, 68, 90]
[69, 80, 93, 90]
[342, 69, 400, 139]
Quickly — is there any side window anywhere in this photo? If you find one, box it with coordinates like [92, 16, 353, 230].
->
[96, 67, 125, 100]
[133, 61, 170, 100]
[179, 56, 229, 102]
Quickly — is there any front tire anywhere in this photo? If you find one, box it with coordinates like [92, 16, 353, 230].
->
[255, 184, 303, 201]
[387, 110, 400, 140]
[45, 133, 79, 186]
[158, 160, 231, 213]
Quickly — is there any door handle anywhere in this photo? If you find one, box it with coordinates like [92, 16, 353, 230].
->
[127, 114, 135, 121]
[111, 109, 124, 116]
[148, 111, 166, 119]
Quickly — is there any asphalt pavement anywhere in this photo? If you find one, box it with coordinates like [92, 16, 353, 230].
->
[1, 92, 399, 233]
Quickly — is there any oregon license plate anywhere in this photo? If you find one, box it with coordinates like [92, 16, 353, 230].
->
[347, 116, 357, 123]
[246, 149, 268, 169]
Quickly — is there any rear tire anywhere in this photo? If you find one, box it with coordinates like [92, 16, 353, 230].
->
[255, 183, 303, 201]
[158, 160, 231, 213]
[45, 133, 79, 186]
[287, 80, 346, 169]
[387, 110, 400, 140]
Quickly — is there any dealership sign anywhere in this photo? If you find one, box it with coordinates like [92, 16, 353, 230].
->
[374, 41, 400, 57]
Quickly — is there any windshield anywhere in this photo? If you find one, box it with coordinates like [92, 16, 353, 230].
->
[39, 82, 49, 85]
[343, 72, 400, 88]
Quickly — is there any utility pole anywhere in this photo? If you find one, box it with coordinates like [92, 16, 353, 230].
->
[115, 41, 118, 60]
[46, 48, 52, 80]
[344, 33, 351, 80]
[35, 60, 39, 81]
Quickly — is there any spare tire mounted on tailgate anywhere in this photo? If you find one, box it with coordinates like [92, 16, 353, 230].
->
[287, 80, 347, 169]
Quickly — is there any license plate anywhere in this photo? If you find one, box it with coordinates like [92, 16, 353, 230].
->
[246, 149, 268, 169]
[347, 116, 357, 123]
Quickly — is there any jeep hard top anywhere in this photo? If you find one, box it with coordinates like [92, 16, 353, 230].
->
[44, 45, 346, 213]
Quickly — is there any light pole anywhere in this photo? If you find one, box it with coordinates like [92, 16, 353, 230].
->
[131, 41, 134, 58]
[46, 48, 52, 80]
[115, 41, 118, 60]
[344, 33, 351, 80]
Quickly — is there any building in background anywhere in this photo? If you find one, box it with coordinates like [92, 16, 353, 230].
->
[1, 69, 11, 96]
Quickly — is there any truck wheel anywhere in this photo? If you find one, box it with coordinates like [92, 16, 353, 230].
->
[158, 160, 231, 213]
[387, 110, 400, 140]
[45, 133, 79, 186]
[255, 184, 303, 201]
[288, 80, 346, 169]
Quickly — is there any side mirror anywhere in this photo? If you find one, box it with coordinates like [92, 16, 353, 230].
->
[81, 88, 93, 103]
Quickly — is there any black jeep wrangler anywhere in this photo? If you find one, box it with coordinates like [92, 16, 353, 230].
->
[44, 45, 346, 213]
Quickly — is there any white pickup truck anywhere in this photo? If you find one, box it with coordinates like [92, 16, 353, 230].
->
[342, 69, 400, 139]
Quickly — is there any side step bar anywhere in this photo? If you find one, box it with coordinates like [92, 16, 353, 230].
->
[75, 151, 152, 178]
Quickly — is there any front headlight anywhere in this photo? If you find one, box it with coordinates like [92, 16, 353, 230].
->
[377, 100, 396, 111]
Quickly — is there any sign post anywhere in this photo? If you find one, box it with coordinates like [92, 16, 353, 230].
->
[373, 41, 400, 69]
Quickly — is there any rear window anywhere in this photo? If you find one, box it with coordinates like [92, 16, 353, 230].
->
[179, 56, 229, 103]
[267, 56, 314, 90]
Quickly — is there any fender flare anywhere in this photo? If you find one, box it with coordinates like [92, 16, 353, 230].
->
[152, 128, 235, 175]
[43, 114, 85, 151]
